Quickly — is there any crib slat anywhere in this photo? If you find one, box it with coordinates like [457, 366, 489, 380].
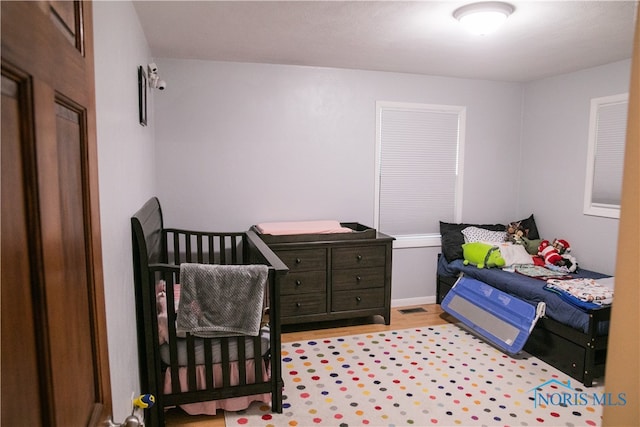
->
[185, 233, 192, 263]
[165, 274, 181, 394]
[204, 338, 214, 390]
[208, 236, 215, 264]
[173, 232, 180, 265]
[220, 236, 226, 265]
[237, 337, 247, 385]
[220, 337, 231, 388]
[197, 234, 204, 263]
[186, 334, 197, 390]
[254, 335, 263, 383]
[231, 235, 238, 264]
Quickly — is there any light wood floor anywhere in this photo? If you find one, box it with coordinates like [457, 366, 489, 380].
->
[164, 303, 455, 426]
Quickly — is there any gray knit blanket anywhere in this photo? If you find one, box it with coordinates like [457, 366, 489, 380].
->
[176, 263, 268, 337]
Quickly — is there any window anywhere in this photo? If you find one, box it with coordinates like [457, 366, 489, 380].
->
[375, 101, 466, 248]
[584, 93, 628, 219]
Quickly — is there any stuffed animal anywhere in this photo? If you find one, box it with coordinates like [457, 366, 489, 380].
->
[553, 238, 578, 272]
[539, 239, 578, 272]
[133, 394, 155, 409]
[519, 236, 543, 255]
[553, 238, 570, 254]
[156, 280, 169, 345]
[462, 242, 506, 269]
[559, 252, 578, 272]
[506, 221, 541, 254]
[505, 221, 529, 244]
[538, 240, 563, 265]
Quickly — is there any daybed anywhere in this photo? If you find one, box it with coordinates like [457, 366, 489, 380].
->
[436, 216, 612, 387]
[131, 198, 288, 426]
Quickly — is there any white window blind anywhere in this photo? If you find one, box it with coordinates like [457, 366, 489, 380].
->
[375, 102, 465, 246]
[584, 93, 628, 219]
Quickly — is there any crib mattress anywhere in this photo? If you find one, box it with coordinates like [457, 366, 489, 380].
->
[160, 327, 270, 366]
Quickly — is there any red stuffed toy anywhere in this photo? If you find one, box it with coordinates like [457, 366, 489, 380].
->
[553, 238, 570, 254]
[538, 240, 563, 265]
[538, 238, 578, 272]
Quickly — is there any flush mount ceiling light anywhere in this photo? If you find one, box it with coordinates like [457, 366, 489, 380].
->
[453, 1, 515, 35]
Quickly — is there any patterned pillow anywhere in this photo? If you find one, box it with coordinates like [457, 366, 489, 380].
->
[462, 226, 507, 243]
[439, 221, 505, 262]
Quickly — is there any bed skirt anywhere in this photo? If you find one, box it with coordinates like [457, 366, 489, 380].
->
[163, 359, 271, 415]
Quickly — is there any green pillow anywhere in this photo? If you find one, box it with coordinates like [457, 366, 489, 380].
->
[520, 237, 542, 255]
[462, 242, 506, 269]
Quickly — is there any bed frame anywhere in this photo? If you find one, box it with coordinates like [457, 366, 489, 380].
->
[131, 197, 289, 426]
[437, 264, 610, 387]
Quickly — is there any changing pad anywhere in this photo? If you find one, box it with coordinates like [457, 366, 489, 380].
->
[255, 220, 353, 235]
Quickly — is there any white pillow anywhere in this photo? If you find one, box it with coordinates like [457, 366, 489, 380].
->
[461, 226, 506, 243]
[495, 243, 534, 266]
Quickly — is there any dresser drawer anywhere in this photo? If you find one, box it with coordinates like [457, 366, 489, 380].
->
[275, 248, 326, 272]
[332, 245, 386, 269]
[281, 294, 327, 317]
[332, 267, 385, 291]
[332, 288, 385, 312]
[281, 271, 326, 295]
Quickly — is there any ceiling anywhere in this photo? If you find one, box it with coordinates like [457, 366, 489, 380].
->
[133, 1, 638, 82]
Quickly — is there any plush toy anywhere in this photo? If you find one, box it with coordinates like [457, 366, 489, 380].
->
[133, 394, 155, 409]
[539, 239, 578, 272]
[505, 221, 541, 254]
[519, 236, 543, 255]
[462, 242, 506, 269]
[505, 221, 529, 244]
[552, 238, 578, 272]
[538, 240, 563, 265]
[156, 280, 169, 345]
[559, 252, 578, 272]
[553, 238, 570, 254]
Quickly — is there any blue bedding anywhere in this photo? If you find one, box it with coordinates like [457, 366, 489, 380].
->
[438, 256, 610, 335]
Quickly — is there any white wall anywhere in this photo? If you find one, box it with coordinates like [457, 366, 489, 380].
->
[93, 1, 156, 421]
[520, 60, 631, 275]
[153, 59, 525, 302]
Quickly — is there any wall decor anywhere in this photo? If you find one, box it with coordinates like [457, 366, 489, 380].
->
[138, 65, 147, 126]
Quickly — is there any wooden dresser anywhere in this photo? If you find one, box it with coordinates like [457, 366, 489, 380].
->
[254, 224, 394, 326]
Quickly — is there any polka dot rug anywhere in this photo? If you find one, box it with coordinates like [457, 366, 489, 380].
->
[225, 323, 605, 426]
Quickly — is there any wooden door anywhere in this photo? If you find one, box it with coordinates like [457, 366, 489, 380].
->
[1, 1, 111, 426]
[603, 6, 640, 426]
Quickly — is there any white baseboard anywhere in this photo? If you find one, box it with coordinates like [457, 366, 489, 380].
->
[391, 295, 437, 308]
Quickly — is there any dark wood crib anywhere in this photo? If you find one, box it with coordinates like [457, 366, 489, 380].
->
[131, 197, 288, 426]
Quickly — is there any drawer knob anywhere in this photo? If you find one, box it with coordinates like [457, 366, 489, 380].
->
[356, 255, 363, 261]
[295, 280, 302, 287]
[355, 296, 362, 303]
[295, 258, 302, 264]
[296, 302, 301, 308]
[356, 276, 362, 282]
